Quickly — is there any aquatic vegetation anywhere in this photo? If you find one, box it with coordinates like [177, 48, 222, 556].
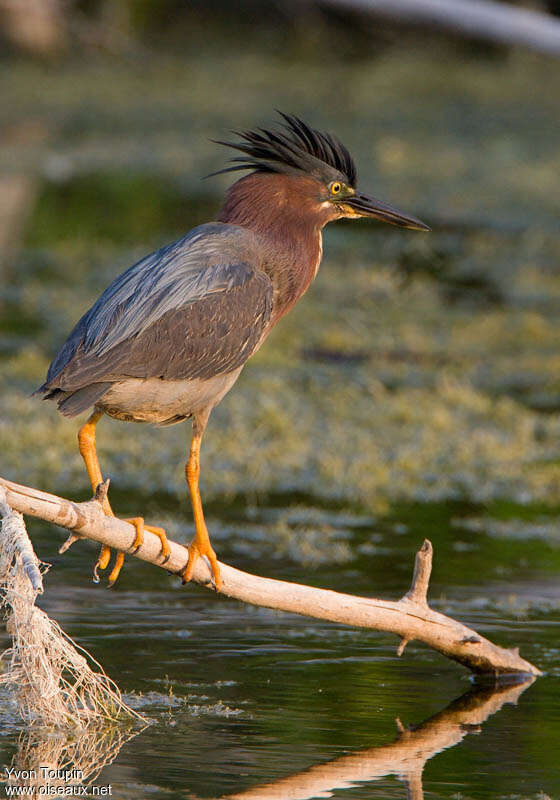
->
[3, 254, 560, 512]
[1, 47, 559, 519]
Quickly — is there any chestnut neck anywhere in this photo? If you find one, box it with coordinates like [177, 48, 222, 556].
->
[217, 173, 330, 322]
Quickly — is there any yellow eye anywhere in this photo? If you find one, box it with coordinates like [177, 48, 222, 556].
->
[330, 182, 342, 195]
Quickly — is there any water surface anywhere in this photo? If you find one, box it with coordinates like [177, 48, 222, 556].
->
[1, 499, 558, 799]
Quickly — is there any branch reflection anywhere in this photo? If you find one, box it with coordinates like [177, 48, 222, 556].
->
[225, 678, 535, 800]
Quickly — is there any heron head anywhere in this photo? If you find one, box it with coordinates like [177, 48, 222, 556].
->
[213, 112, 429, 232]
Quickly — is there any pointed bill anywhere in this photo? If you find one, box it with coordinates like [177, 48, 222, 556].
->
[341, 192, 430, 231]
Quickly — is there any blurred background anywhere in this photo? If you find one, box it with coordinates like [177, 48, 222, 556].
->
[1, 2, 560, 798]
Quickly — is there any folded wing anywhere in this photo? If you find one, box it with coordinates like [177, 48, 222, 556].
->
[38, 222, 273, 403]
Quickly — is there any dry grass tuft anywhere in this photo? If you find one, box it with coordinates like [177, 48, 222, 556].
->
[0, 487, 145, 728]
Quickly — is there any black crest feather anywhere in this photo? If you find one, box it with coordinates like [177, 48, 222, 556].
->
[211, 112, 357, 188]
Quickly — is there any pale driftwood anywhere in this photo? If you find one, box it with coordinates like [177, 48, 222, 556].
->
[320, 0, 560, 58]
[225, 678, 534, 800]
[0, 475, 541, 678]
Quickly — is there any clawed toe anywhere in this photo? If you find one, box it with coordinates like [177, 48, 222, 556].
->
[181, 539, 222, 591]
[92, 562, 101, 584]
[91, 516, 169, 586]
[107, 551, 125, 587]
[92, 544, 111, 583]
[145, 524, 171, 563]
[125, 517, 145, 554]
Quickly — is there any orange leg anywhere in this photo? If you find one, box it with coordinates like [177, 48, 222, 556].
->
[78, 411, 113, 580]
[77, 411, 170, 585]
[182, 417, 222, 591]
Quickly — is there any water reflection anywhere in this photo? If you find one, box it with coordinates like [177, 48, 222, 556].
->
[2, 679, 533, 798]
[225, 679, 534, 800]
[4, 723, 144, 796]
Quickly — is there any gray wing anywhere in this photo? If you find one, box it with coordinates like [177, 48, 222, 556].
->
[40, 222, 273, 392]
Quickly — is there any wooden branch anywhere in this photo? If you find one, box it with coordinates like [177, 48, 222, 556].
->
[0, 476, 541, 678]
[319, 0, 560, 58]
[224, 678, 535, 800]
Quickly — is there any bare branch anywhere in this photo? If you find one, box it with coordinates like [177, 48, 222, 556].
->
[396, 636, 410, 657]
[403, 538, 431, 606]
[319, 0, 560, 58]
[0, 475, 541, 678]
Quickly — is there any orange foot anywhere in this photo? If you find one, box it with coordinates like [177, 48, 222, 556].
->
[93, 517, 171, 587]
[182, 535, 222, 592]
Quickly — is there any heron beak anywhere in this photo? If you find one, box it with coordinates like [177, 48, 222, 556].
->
[340, 192, 430, 231]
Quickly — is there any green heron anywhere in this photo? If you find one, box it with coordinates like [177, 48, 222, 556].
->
[37, 113, 428, 591]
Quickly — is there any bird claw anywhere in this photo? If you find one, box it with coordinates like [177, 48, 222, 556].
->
[181, 541, 222, 591]
[92, 561, 101, 584]
[92, 543, 111, 583]
[94, 518, 170, 586]
[107, 551, 125, 587]
[126, 518, 171, 563]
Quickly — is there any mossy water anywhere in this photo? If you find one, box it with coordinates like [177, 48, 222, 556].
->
[1, 35, 560, 798]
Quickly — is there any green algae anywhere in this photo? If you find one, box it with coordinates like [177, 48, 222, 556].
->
[3, 247, 560, 513]
[1, 43, 560, 518]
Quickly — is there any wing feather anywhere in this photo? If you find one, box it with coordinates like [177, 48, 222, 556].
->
[39, 222, 273, 392]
